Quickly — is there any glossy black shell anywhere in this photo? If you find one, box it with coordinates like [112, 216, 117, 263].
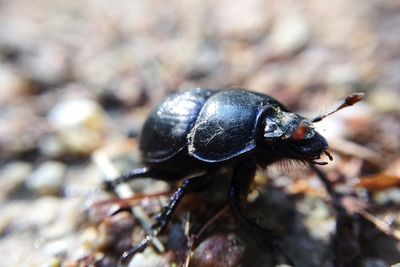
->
[139, 88, 286, 163]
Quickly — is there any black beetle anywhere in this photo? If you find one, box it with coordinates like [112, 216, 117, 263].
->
[104, 88, 364, 264]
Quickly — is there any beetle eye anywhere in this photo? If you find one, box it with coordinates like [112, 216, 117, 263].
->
[291, 124, 310, 141]
[264, 119, 284, 139]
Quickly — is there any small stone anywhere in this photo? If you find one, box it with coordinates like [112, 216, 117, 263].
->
[101, 74, 147, 108]
[0, 202, 27, 234]
[41, 198, 84, 240]
[79, 226, 101, 254]
[0, 197, 60, 235]
[215, 0, 271, 40]
[26, 161, 66, 195]
[0, 161, 33, 198]
[97, 211, 134, 254]
[128, 247, 169, 267]
[369, 89, 400, 113]
[0, 235, 57, 267]
[374, 188, 400, 205]
[42, 237, 74, 258]
[26, 197, 60, 227]
[38, 134, 65, 158]
[191, 234, 245, 267]
[20, 41, 70, 85]
[269, 10, 309, 57]
[0, 63, 30, 105]
[38, 257, 61, 267]
[47, 98, 106, 155]
[48, 98, 105, 131]
[58, 128, 103, 156]
[326, 64, 360, 89]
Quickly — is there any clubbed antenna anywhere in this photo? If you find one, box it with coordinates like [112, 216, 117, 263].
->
[312, 92, 365, 123]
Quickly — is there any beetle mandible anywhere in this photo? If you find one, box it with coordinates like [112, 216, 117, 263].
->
[104, 88, 364, 263]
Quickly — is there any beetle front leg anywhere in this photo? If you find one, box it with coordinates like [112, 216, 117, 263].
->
[120, 172, 212, 263]
[228, 163, 294, 266]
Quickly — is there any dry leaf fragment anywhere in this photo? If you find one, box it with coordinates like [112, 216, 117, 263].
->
[355, 174, 400, 191]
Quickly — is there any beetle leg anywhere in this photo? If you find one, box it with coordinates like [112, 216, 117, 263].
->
[120, 173, 212, 263]
[153, 173, 211, 230]
[228, 163, 294, 266]
[102, 167, 181, 191]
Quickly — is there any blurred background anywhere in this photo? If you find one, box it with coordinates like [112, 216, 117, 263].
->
[0, 0, 399, 266]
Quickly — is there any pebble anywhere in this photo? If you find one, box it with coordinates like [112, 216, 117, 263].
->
[26, 161, 66, 195]
[26, 197, 61, 227]
[20, 41, 70, 85]
[0, 161, 33, 199]
[48, 98, 105, 131]
[0, 235, 57, 267]
[215, 0, 271, 40]
[0, 63, 30, 105]
[269, 9, 309, 57]
[191, 234, 245, 267]
[47, 98, 106, 155]
[0, 197, 59, 235]
[40, 198, 84, 240]
[42, 237, 75, 258]
[373, 188, 400, 205]
[128, 247, 169, 267]
[57, 127, 104, 156]
[326, 64, 360, 89]
[78, 226, 102, 255]
[0, 201, 27, 235]
[97, 211, 134, 254]
[369, 89, 400, 113]
[0, 197, 84, 261]
[38, 133, 65, 158]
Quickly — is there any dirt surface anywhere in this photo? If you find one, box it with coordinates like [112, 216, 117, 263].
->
[0, 0, 400, 267]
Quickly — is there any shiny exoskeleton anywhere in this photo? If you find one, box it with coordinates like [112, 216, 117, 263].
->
[106, 88, 330, 264]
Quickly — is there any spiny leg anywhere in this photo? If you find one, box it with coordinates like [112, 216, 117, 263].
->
[228, 162, 294, 266]
[120, 172, 212, 263]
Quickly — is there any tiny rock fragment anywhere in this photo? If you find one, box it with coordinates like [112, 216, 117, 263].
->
[191, 233, 245, 267]
[26, 161, 66, 195]
[47, 98, 107, 155]
[0, 161, 33, 198]
[215, 0, 271, 40]
[0, 63, 31, 105]
[269, 9, 309, 57]
[128, 247, 169, 267]
[97, 211, 134, 254]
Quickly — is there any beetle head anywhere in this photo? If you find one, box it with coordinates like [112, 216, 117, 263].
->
[261, 107, 328, 163]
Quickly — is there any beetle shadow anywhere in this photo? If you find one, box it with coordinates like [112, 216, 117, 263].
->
[240, 186, 335, 267]
[171, 169, 335, 267]
[240, 187, 400, 267]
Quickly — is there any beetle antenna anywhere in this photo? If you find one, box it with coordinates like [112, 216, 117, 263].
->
[312, 92, 365, 123]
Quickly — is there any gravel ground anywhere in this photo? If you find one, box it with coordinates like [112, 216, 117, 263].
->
[0, 0, 400, 267]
